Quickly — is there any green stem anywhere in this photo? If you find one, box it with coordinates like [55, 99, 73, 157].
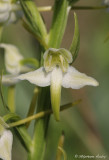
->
[8, 100, 81, 128]
[8, 85, 16, 113]
[28, 87, 51, 160]
[0, 26, 3, 42]
[71, 5, 109, 10]
[26, 87, 39, 128]
[37, 5, 109, 12]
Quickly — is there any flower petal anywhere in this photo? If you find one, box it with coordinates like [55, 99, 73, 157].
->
[0, 43, 23, 74]
[0, 130, 13, 160]
[0, 12, 9, 23]
[1, 74, 20, 86]
[0, 3, 10, 13]
[50, 67, 63, 121]
[62, 66, 99, 89]
[17, 67, 51, 87]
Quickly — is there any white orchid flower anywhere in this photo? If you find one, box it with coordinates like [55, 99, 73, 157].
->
[0, 118, 13, 160]
[16, 48, 99, 121]
[0, 43, 30, 74]
[0, 0, 21, 24]
[104, 0, 109, 5]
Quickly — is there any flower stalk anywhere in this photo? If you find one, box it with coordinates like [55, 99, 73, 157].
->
[37, 5, 109, 12]
[8, 99, 81, 128]
[8, 85, 16, 113]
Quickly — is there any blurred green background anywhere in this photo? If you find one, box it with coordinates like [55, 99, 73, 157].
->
[0, 0, 109, 159]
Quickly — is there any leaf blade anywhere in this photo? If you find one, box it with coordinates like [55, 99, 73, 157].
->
[70, 12, 80, 62]
[48, 0, 69, 48]
[20, 0, 48, 47]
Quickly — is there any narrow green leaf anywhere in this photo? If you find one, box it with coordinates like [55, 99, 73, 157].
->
[20, 0, 48, 47]
[48, 0, 69, 48]
[70, 12, 80, 62]
[20, 58, 39, 69]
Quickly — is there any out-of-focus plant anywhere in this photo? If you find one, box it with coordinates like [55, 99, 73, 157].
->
[1, 0, 109, 159]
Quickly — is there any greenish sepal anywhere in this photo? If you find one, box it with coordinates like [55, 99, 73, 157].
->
[48, 0, 69, 48]
[44, 48, 72, 72]
[69, 12, 80, 62]
[20, 0, 48, 47]
[20, 58, 39, 69]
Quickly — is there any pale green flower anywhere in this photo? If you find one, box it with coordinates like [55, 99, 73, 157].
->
[0, 43, 30, 74]
[16, 48, 99, 121]
[0, 118, 13, 160]
[0, 0, 21, 24]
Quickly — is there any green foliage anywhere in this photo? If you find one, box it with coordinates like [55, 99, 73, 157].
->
[70, 12, 80, 62]
[48, 0, 69, 48]
[20, 0, 48, 48]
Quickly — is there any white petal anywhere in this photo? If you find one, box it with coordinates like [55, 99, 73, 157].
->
[8, 12, 16, 23]
[62, 66, 99, 89]
[17, 67, 51, 87]
[0, 12, 9, 23]
[104, 0, 109, 5]
[1, 74, 20, 86]
[50, 67, 63, 121]
[0, 130, 13, 160]
[0, 43, 23, 74]
[0, 3, 10, 13]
